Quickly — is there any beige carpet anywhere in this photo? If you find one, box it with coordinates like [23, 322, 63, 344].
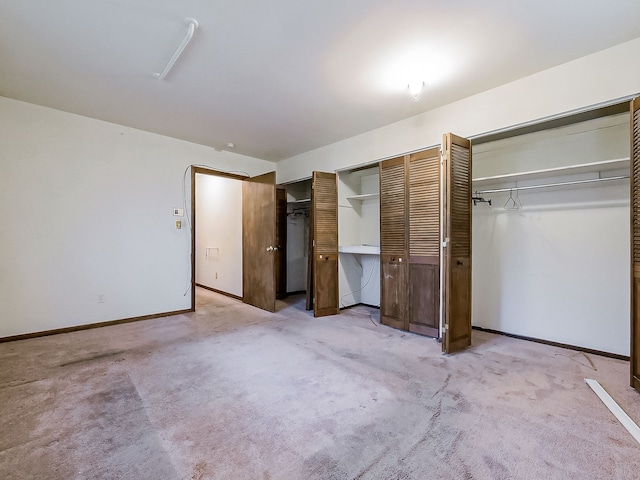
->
[1, 287, 638, 480]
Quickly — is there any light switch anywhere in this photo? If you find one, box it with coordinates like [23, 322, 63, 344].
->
[173, 208, 184, 216]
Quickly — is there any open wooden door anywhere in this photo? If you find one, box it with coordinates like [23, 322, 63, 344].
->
[380, 156, 408, 330]
[312, 172, 339, 317]
[242, 172, 277, 312]
[408, 147, 441, 337]
[631, 97, 640, 392]
[442, 133, 472, 353]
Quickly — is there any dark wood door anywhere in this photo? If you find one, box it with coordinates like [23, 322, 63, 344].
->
[312, 172, 339, 317]
[631, 97, 640, 392]
[242, 172, 276, 312]
[380, 156, 408, 330]
[442, 133, 472, 354]
[408, 147, 441, 337]
[275, 187, 287, 299]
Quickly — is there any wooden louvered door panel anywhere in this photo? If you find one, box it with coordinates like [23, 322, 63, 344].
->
[312, 172, 339, 317]
[408, 147, 441, 337]
[631, 97, 640, 392]
[380, 156, 408, 330]
[242, 172, 276, 312]
[442, 133, 472, 353]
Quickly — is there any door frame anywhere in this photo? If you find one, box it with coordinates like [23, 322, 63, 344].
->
[190, 166, 247, 310]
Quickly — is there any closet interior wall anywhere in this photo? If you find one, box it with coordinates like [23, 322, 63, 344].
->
[472, 112, 631, 356]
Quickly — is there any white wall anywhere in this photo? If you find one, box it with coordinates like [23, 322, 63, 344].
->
[472, 114, 630, 355]
[195, 174, 243, 297]
[0, 97, 274, 337]
[276, 38, 640, 183]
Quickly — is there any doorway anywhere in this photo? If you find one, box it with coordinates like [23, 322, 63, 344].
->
[191, 167, 287, 313]
[191, 168, 246, 309]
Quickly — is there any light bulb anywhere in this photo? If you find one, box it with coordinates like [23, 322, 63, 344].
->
[408, 80, 424, 101]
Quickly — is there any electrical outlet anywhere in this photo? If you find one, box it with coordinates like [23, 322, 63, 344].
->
[175, 220, 182, 229]
[98, 294, 105, 303]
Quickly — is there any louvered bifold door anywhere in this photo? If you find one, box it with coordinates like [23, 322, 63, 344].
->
[380, 156, 408, 330]
[312, 171, 339, 317]
[631, 97, 640, 392]
[442, 134, 472, 353]
[408, 147, 441, 337]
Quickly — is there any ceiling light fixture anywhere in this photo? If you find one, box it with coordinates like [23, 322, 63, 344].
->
[226, 143, 235, 148]
[408, 80, 424, 101]
[154, 18, 199, 80]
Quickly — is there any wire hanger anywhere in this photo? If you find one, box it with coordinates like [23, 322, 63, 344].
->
[503, 188, 522, 210]
[472, 193, 492, 207]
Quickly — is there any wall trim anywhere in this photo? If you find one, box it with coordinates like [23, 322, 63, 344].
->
[0, 309, 193, 344]
[196, 283, 242, 300]
[472, 326, 630, 361]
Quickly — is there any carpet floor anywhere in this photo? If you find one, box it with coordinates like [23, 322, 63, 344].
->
[1, 287, 639, 480]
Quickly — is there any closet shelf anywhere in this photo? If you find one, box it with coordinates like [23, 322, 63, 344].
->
[346, 193, 379, 201]
[472, 158, 629, 186]
[287, 198, 310, 204]
[338, 245, 380, 255]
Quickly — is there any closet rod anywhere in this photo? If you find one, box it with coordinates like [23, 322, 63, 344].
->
[475, 175, 629, 195]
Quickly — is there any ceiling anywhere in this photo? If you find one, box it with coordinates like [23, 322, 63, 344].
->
[2, 1, 640, 162]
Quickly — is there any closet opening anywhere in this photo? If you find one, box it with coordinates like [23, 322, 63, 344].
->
[282, 179, 311, 303]
[470, 104, 631, 358]
[337, 164, 381, 310]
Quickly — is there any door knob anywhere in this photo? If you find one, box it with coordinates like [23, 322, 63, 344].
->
[266, 246, 274, 252]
